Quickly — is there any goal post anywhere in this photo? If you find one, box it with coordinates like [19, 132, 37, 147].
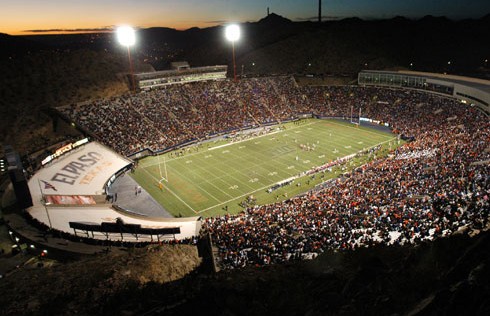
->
[350, 106, 361, 127]
[157, 154, 169, 183]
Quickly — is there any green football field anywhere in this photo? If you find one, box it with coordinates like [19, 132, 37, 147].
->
[131, 118, 399, 218]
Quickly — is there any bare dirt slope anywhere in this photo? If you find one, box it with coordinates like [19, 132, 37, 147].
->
[1, 232, 489, 316]
[0, 244, 201, 315]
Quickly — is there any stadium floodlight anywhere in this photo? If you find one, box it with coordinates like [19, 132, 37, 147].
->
[225, 24, 240, 42]
[117, 26, 135, 46]
[225, 24, 240, 81]
[117, 26, 136, 92]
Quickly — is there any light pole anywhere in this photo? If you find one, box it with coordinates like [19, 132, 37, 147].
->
[225, 24, 240, 81]
[117, 26, 136, 92]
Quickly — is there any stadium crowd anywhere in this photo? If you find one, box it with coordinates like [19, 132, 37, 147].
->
[205, 84, 489, 268]
[59, 76, 489, 269]
[59, 77, 299, 155]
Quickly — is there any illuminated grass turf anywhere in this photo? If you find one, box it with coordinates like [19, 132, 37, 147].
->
[131, 119, 399, 217]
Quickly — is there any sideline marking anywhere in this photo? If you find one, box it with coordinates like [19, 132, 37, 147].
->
[140, 167, 197, 214]
[197, 136, 398, 214]
[207, 121, 317, 151]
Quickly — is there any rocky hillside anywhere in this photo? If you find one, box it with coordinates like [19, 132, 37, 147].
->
[0, 231, 488, 315]
[0, 244, 201, 315]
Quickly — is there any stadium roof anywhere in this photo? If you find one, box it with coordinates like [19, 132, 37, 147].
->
[362, 70, 490, 94]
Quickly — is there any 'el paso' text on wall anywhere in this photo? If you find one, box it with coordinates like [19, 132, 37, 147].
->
[51, 152, 106, 185]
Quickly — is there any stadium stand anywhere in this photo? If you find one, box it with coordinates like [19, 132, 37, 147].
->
[57, 75, 489, 268]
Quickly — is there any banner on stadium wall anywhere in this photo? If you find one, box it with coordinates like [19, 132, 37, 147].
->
[297, 113, 313, 119]
[45, 195, 96, 205]
[41, 138, 89, 166]
[360, 117, 390, 127]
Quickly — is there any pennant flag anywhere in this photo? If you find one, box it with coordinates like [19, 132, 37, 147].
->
[41, 180, 57, 191]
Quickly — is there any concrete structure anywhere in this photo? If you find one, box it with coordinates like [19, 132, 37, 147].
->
[27, 141, 201, 242]
[135, 65, 227, 90]
[358, 70, 490, 114]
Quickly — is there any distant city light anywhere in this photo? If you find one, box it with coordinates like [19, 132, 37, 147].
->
[117, 26, 136, 47]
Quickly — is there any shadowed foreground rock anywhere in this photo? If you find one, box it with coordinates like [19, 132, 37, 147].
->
[1, 231, 489, 315]
[0, 244, 201, 315]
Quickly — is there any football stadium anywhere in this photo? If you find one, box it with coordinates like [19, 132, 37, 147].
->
[2, 1, 490, 313]
[3, 70, 485, 269]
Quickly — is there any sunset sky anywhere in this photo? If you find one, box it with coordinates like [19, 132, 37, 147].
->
[1, 0, 489, 35]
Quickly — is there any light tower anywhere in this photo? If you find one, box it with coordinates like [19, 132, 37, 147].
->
[117, 26, 136, 92]
[225, 24, 240, 81]
[318, 0, 322, 23]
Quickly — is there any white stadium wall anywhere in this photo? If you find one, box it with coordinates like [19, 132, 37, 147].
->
[28, 141, 202, 242]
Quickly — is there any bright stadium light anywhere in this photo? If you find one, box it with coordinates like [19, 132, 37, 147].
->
[225, 24, 240, 42]
[117, 25, 136, 92]
[225, 24, 240, 81]
[117, 26, 135, 46]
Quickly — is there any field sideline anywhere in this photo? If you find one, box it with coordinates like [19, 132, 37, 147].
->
[131, 118, 399, 217]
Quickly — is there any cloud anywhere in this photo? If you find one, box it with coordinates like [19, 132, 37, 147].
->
[203, 20, 228, 25]
[294, 15, 343, 22]
[23, 27, 114, 33]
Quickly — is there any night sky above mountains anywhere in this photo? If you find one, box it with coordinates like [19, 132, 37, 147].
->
[1, 0, 490, 35]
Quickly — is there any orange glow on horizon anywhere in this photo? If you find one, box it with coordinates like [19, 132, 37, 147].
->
[3, 20, 222, 36]
[1, 0, 487, 36]
[0, 1, 235, 36]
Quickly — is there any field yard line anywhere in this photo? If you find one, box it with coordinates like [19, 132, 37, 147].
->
[170, 152, 257, 195]
[208, 131, 281, 150]
[197, 135, 398, 214]
[142, 149, 203, 168]
[197, 183, 273, 213]
[207, 121, 319, 151]
[221, 151, 276, 183]
[218, 145, 302, 189]
[193, 153, 290, 193]
[178, 153, 256, 192]
[142, 120, 320, 168]
[169, 165, 230, 202]
[196, 164, 258, 192]
[140, 167, 198, 214]
[222, 136, 301, 175]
